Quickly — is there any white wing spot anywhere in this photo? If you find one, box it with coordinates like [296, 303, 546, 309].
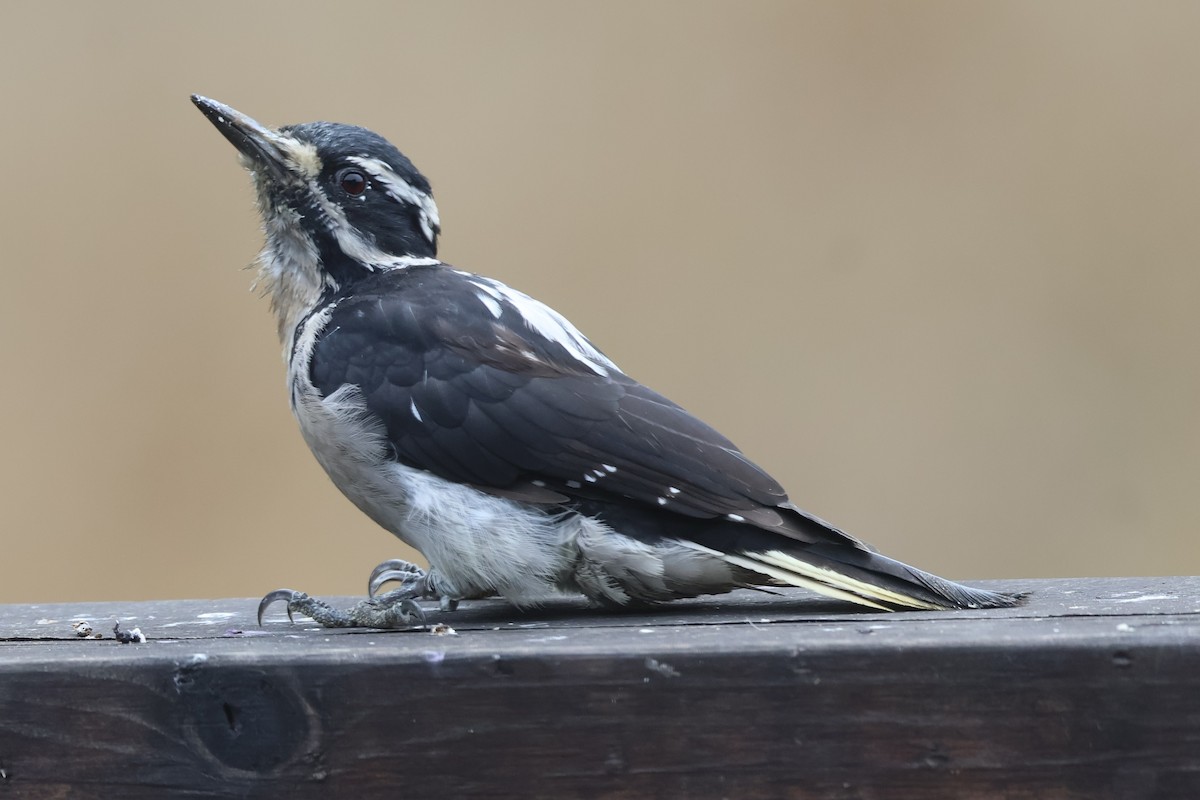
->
[602, 464, 617, 473]
[410, 400, 423, 422]
[584, 474, 597, 483]
[468, 277, 617, 376]
[566, 480, 582, 489]
[657, 497, 668, 505]
[470, 280, 504, 302]
[726, 514, 746, 523]
[667, 487, 681, 495]
[476, 291, 503, 318]
[531, 480, 546, 487]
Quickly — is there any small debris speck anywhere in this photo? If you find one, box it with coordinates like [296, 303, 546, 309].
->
[113, 621, 146, 644]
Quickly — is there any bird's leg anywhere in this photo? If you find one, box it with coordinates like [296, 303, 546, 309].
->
[257, 560, 442, 630]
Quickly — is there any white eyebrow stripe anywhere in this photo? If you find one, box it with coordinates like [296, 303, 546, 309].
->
[347, 155, 441, 243]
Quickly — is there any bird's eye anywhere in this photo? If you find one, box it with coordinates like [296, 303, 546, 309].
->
[337, 169, 368, 196]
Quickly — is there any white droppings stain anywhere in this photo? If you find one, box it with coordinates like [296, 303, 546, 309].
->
[1116, 623, 1133, 632]
[645, 658, 681, 678]
[1115, 594, 1174, 603]
[174, 612, 236, 625]
[527, 635, 568, 643]
[423, 650, 446, 664]
[638, 628, 656, 634]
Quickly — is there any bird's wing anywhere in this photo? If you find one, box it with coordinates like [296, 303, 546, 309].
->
[307, 268, 801, 528]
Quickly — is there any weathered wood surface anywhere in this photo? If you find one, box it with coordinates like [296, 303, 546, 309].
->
[1, 576, 1198, 799]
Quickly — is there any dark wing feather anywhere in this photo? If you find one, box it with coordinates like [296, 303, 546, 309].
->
[304, 268, 1021, 609]
[308, 267, 790, 521]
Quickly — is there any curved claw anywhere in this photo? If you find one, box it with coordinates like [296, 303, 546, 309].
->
[367, 559, 426, 598]
[258, 589, 306, 626]
[395, 598, 428, 628]
[368, 568, 420, 599]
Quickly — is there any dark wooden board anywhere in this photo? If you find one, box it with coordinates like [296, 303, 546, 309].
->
[1, 577, 1198, 799]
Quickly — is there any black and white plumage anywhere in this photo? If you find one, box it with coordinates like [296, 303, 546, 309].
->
[193, 95, 1018, 627]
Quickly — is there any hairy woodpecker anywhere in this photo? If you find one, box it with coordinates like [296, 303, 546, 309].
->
[193, 95, 1018, 628]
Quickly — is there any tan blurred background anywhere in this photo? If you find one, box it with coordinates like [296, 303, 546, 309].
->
[1, 2, 1197, 604]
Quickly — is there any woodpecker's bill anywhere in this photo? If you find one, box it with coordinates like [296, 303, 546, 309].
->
[193, 95, 1018, 628]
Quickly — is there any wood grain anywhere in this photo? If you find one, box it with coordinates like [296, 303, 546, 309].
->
[1, 577, 1198, 799]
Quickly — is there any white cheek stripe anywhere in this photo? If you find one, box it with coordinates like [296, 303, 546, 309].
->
[347, 156, 441, 244]
[309, 184, 440, 271]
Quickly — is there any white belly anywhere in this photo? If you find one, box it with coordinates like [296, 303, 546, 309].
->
[291, 381, 578, 602]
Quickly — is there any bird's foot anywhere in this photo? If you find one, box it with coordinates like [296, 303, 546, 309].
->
[257, 588, 428, 630]
[257, 559, 463, 629]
